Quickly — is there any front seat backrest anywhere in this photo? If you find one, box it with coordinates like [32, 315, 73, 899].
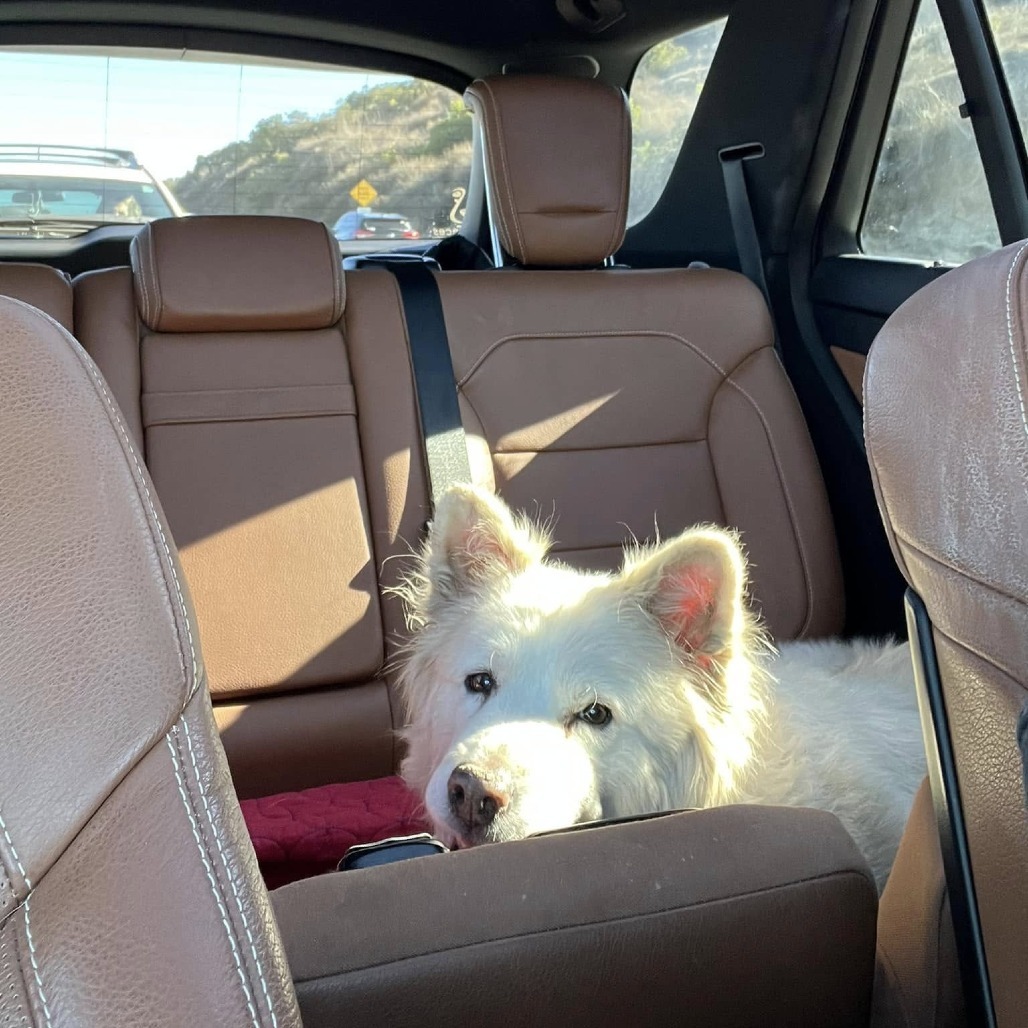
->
[0, 296, 300, 1026]
[865, 239, 1028, 1027]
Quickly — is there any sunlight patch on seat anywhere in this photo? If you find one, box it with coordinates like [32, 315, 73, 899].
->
[180, 478, 376, 693]
[494, 391, 618, 452]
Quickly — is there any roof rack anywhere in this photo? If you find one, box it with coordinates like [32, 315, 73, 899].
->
[0, 145, 140, 169]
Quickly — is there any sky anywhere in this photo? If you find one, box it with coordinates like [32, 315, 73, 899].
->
[0, 49, 409, 179]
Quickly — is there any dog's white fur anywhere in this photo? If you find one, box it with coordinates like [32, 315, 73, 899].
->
[396, 485, 925, 889]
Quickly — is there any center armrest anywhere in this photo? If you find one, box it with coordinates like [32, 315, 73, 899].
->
[272, 804, 877, 1028]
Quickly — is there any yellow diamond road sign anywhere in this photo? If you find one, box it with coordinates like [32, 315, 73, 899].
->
[349, 179, 378, 206]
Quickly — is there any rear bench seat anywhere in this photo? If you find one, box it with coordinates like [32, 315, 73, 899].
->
[66, 184, 845, 793]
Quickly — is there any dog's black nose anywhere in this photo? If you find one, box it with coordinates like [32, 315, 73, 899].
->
[447, 766, 505, 833]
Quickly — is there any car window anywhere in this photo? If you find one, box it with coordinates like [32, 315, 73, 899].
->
[861, 0, 1000, 264]
[627, 18, 727, 226]
[0, 49, 472, 247]
[981, 0, 1028, 149]
[0, 177, 172, 219]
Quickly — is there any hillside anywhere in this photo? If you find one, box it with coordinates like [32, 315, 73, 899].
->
[169, 79, 474, 236]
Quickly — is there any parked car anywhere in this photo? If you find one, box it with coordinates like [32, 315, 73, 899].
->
[332, 208, 420, 241]
[0, 144, 183, 237]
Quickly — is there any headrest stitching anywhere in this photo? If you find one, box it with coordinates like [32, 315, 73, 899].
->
[132, 235, 151, 327]
[479, 79, 526, 261]
[146, 228, 164, 331]
[322, 222, 344, 322]
[603, 94, 630, 259]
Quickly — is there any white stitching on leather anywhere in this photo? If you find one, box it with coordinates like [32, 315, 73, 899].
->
[602, 97, 630, 260]
[323, 223, 344, 321]
[0, 812, 30, 892]
[23, 899, 52, 1028]
[166, 732, 261, 1028]
[133, 235, 152, 327]
[81, 358, 198, 696]
[1004, 239, 1028, 445]
[181, 719, 279, 1028]
[141, 240, 153, 326]
[457, 327, 729, 390]
[147, 228, 163, 329]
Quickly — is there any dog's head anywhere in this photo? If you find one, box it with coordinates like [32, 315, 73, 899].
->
[396, 485, 766, 849]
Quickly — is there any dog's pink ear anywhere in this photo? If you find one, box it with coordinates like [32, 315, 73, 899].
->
[427, 485, 548, 599]
[620, 528, 746, 661]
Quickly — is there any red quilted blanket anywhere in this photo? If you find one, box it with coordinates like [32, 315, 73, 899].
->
[240, 776, 429, 889]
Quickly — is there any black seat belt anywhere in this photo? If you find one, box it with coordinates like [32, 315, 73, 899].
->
[385, 260, 472, 509]
[718, 142, 781, 357]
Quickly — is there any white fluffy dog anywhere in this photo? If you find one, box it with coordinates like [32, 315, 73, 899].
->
[397, 484, 926, 889]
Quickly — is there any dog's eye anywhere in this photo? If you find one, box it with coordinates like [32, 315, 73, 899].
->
[577, 702, 613, 727]
[464, 671, 496, 697]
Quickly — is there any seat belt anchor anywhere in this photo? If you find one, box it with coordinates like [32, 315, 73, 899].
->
[718, 141, 765, 165]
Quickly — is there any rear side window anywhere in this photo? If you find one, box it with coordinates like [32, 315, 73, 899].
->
[982, 0, 1028, 150]
[627, 19, 727, 225]
[860, 0, 1000, 264]
[0, 49, 472, 248]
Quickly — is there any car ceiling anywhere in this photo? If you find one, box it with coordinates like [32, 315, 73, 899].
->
[0, 0, 732, 83]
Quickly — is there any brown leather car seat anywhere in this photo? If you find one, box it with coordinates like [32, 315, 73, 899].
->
[0, 262, 73, 330]
[73, 217, 395, 798]
[866, 239, 1028, 1028]
[0, 295, 300, 1026]
[431, 74, 844, 642]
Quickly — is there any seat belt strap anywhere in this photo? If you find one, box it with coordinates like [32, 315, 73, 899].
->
[386, 260, 472, 509]
[718, 142, 781, 357]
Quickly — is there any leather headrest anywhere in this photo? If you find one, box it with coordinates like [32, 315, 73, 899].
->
[464, 75, 631, 267]
[0, 263, 73, 331]
[130, 215, 345, 332]
[865, 239, 1028, 678]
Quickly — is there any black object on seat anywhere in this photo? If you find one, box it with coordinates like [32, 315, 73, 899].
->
[338, 833, 449, 871]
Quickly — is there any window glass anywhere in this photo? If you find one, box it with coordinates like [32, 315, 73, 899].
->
[0, 49, 472, 248]
[983, 0, 1028, 149]
[861, 0, 1000, 264]
[627, 19, 727, 225]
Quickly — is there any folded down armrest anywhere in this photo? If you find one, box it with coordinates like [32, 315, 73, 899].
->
[273, 804, 877, 1028]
